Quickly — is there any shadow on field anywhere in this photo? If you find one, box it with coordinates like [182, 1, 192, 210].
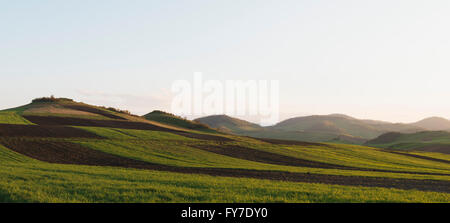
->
[0, 188, 16, 203]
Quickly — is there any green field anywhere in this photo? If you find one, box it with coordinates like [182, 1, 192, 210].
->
[0, 112, 33, 125]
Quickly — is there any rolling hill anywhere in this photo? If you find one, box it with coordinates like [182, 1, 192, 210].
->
[366, 131, 450, 154]
[0, 97, 449, 202]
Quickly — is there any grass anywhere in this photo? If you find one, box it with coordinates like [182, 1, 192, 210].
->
[0, 112, 33, 125]
[76, 126, 195, 141]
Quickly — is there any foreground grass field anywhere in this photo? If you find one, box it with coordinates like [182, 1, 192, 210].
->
[0, 99, 449, 203]
[1, 158, 449, 203]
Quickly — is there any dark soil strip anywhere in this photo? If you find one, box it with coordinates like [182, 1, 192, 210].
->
[63, 105, 127, 120]
[22, 115, 232, 142]
[252, 137, 328, 147]
[192, 144, 450, 176]
[387, 151, 450, 165]
[1, 139, 449, 193]
[0, 124, 104, 139]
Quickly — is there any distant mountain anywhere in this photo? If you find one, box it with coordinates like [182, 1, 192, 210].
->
[273, 115, 423, 140]
[194, 115, 352, 142]
[412, 117, 450, 131]
[365, 131, 450, 154]
[194, 115, 263, 134]
[143, 110, 213, 132]
[195, 114, 422, 144]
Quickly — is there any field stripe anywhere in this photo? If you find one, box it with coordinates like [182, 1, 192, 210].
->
[0, 124, 104, 139]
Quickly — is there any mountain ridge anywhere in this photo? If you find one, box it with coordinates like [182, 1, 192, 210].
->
[194, 113, 450, 144]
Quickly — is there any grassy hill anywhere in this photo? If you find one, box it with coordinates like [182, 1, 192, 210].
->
[144, 110, 214, 132]
[0, 97, 449, 202]
[366, 131, 450, 154]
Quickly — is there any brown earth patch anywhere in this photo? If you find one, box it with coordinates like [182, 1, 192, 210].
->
[22, 115, 232, 142]
[0, 124, 103, 139]
[1, 138, 449, 193]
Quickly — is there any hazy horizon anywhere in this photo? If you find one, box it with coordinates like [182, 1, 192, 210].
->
[1, 0, 449, 123]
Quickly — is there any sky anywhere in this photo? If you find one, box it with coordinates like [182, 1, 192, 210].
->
[1, 0, 449, 124]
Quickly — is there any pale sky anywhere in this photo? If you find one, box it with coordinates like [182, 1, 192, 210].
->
[1, 0, 449, 124]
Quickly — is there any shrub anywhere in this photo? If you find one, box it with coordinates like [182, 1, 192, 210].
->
[32, 96, 74, 103]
